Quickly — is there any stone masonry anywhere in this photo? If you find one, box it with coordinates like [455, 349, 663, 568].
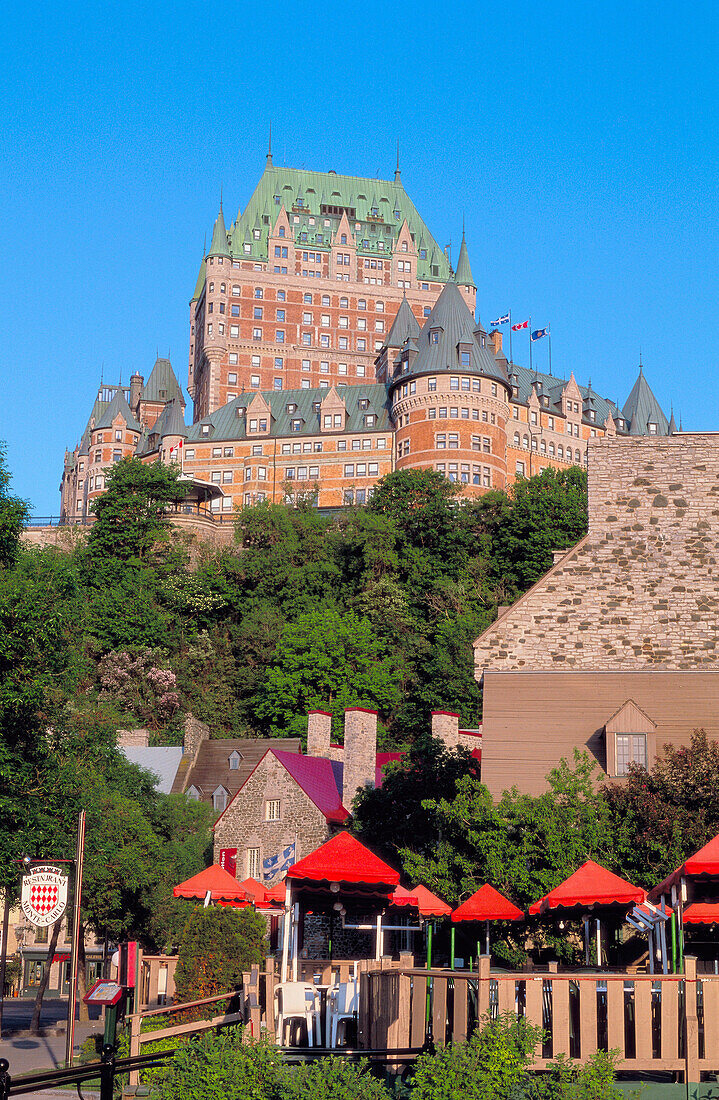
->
[474, 434, 719, 673]
[213, 750, 329, 882]
[342, 708, 377, 808]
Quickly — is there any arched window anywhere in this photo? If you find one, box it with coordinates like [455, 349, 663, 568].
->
[540, 439, 546, 454]
[514, 432, 520, 446]
[523, 435, 529, 449]
[558, 445, 564, 459]
[549, 443, 555, 457]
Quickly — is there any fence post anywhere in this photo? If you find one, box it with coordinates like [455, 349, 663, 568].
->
[100, 1043, 115, 1100]
[128, 1011, 141, 1088]
[265, 957, 276, 1040]
[477, 955, 491, 1021]
[685, 955, 699, 1088]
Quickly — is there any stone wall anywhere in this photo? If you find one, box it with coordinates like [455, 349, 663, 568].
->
[213, 752, 330, 882]
[342, 709, 377, 809]
[117, 728, 150, 748]
[474, 435, 719, 673]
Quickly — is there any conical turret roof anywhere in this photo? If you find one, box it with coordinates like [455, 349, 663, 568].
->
[208, 205, 229, 257]
[141, 357, 185, 406]
[95, 388, 141, 433]
[153, 397, 187, 439]
[391, 280, 509, 388]
[668, 408, 678, 433]
[385, 296, 420, 347]
[622, 366, 669, 435]
[455, 232, 475, 288]
[191, 255, 206, 302]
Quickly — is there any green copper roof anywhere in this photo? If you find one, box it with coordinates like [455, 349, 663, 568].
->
[95, 388, 141, 433]
[622, 366, 669, 435]
[191, 255, 206, 302]
[385, 296, 420, 347]
[454, 233, 475, 288]
[391, 280, 509, 389]
[208, 206, 230, 258]
[186, 383, 392, 443]
[141, 358, 184, 406]
[151, 398, 187, 439]
[221, 162, 451, 282]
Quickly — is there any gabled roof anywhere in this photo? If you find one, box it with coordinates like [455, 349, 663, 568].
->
[287, 831, 400, 887]
[272, 750, 348, 824]
[120, 746, 183, 794]
[454, 233, 475, 289]
[186, 383, 392, 443]
[622, 367, 669, 435]
[385, 297, 420, 347]
[141, 357, 185, 407]
[452, 884, 523, 922]
[529, 860, 645, 915]
[173, 737, 301, 803]
[391, 280, 509, 388]
[94, 388, 141, 433]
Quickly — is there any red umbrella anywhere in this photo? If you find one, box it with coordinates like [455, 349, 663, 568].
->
[529, 861, 645, 915]
[451, 884, 523, 962]
[287, 831, 400, 890]
[173, 864, 249, 906]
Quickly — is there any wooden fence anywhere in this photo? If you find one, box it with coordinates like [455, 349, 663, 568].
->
[364, 955, 718, 1079]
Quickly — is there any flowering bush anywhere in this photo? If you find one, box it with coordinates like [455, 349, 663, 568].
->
[98, 647, 180, 727]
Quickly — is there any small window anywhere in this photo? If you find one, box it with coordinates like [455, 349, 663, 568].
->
[266, 799, 281, 821]
[247, 848, 261, 879]
[213, 786, 228, 812]
[616, 734, 648, 776]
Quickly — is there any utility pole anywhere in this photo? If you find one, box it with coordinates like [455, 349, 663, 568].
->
[65, 811, 86, 1066]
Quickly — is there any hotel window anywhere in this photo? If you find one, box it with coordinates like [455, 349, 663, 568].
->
[491, 383, 498, 396]
[230, 325, 239, 336]
[250, 375, 260, 387]
[320, 334, 330, 347]
[616, 734, 647, 776]
[428, 409, 437, 419]
[247, 848, 261, 878]
[320, 361, 329, 373]
[276, 309, 285, 322]
[344, 464, 354, 477]
[253, 307, 263, 319]
[253, 327, 261, 340]
[229, 372, 237, 384]
[450, 407, 459, 419]
[357, 339, 366, 351]
[516, 461, 525, 476]
[439, 407, 447, 418]
[232, 285, 240, 295]
[229, 353, 238, 364]
[483, 437, 491, 453]
[436, 433, 447, 449]
[276, 330, 285, 343]
[431, 331, 439, 344]
[291, 419, 302, 432]
[448, 433, 459, 449]
[212, 447, 222, 457]
[339, 316, 349, 328]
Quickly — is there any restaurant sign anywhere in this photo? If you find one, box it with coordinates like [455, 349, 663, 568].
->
[21, 865, 69, 927]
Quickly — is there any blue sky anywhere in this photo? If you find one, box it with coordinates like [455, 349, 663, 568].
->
[3, 0, 718, 513]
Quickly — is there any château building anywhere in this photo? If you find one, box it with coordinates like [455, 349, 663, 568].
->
[60, 154, 673, 520]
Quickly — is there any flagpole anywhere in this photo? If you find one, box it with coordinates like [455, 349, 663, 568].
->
[529, 317, 532, 374]
[509, 310, 512, 367]
[548, 327, 552, 376]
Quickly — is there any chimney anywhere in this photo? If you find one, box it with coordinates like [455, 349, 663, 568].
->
[130, 372, 143, 415]
[307, 710, 332, 757]
[342, 708, 377, 811]
[489, 329, 503, 356]
[431, 710, 460, 749]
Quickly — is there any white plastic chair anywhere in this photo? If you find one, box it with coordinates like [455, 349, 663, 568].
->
[275, 982, 322, 1047]
[327, 979, 359, 1048]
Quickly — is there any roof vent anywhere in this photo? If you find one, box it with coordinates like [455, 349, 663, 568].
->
[328, 169, 337, 175]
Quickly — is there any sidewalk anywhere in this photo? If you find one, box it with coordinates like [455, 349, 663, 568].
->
[0, 1000, 103, 1097]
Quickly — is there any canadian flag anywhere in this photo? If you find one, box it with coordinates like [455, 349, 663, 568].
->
[511, 319, 529, 331]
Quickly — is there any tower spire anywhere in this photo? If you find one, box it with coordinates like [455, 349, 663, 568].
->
[394, 139, 401, 183]
[267, 122, 273, 166]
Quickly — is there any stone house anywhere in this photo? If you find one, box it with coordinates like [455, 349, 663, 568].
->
[474, 433, 719, 797]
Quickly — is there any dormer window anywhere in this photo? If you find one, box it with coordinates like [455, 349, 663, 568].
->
[648, 422, 657, 434]
[358, 398, 370, 410]
[202, 424, 210, 435]
[229, 751, 242, 770]
[291, 419, 302, 432]
[278, 226, 285, 238]
[213, 786, 228, 812]
[589, 409, 596, 421]
[430, 331, 440, 345]
[286, 403, 297, 414]
[340, 234, 347, 244]
[187, 785, 200, 801]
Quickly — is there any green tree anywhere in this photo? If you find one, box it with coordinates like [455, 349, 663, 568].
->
[174, 906, 267, 1002]
[84, 457, 190, 566]
[255, 609, 404, 739]
[0, 444, 28, 569]
[412, 1014, 541, 1100]
[475, 467, 587, 595]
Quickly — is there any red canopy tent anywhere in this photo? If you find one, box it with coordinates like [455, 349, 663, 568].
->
[649, 837, 719, 971]
[683, 903, 719, 925]
[451, 884, 524, 962]
[282, 833, 401, 980]
[529, 861, 645, 915]
[393, 884, 452, 919]
[173, 864, 250, 907]
[529, 861, 645, 967]
[651, 834, 719, 902]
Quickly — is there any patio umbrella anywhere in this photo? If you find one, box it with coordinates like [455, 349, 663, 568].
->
[529, 860, 645, 966]
[173, 864, 250, 907]
[283, 832, 401, 980]
[650, 834, 719, 971]
[452, 884, 524, 965]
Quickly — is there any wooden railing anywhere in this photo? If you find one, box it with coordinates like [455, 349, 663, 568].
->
[364, 955, 716, 1079]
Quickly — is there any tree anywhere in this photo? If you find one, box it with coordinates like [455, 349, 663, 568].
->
[255, 609, 405, 739]
[173, 906, 267, 1002]
[603, 729, 719, 887]
[0, 444, 28, 570]
[84, 457, 190, 565]
[475, 466, 588, 595]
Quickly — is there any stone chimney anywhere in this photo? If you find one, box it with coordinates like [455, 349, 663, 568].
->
[342, 708, 377, 811]
[183, 713, 210, 764]
[117, 728, 149, 748]
[431, 710, 460, 750]
[489, 329, 503, 356]
[129, 372, 144, 416]
[307, 709, 332, 757]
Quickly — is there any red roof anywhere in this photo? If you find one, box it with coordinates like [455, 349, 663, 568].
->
[273, 750, 348, 823]
[452, 884, 523, 923]
[529, 861, 645, 915]
[683, 902, 719, 925]
[173, 864, 248, 902]
[287, 832, 400, 888]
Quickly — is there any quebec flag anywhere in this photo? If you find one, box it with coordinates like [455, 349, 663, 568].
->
[263, 843, 296, 882]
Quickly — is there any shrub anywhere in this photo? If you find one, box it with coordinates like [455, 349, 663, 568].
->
[411, 1014, 541, 1100]
[155, 1028, 282, 1100]
[174, 905, 267, 1004]
[277, 1056, 389, 1100]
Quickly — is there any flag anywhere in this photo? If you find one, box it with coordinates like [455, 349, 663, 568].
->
[531, 327, 549, 342]
[262, 843, 296, 881]
[279, 843, 296, 874]
[491, 313, 510, 327]
[512, 320, 529, 331]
